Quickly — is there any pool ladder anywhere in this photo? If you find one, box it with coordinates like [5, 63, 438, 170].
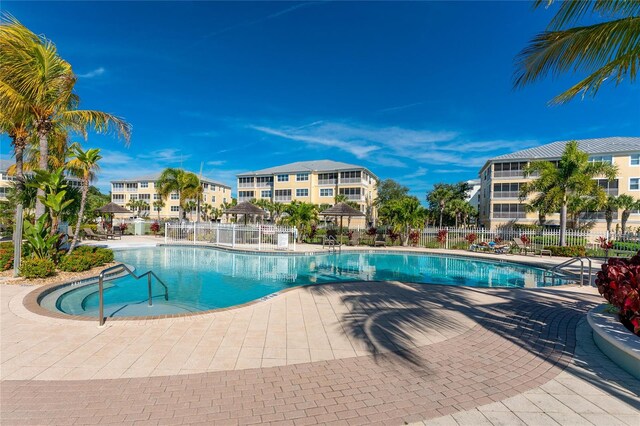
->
[543, 256, 593, 287]
[98, 264, 169, 326]
[323, 235, 341, 254]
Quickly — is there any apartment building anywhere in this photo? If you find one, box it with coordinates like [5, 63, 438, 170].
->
[111, 172, 231, 219]
[478, 137, 640, 231]
[0, 159, 83, 202]
[236, 160, 379, 226]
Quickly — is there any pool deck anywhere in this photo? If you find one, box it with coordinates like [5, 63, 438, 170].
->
[1, 240, 638, 425]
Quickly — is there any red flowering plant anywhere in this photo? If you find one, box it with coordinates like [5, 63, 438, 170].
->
[595, 251, 640, 336]
[409, 230, 420, 246]
[366, 227, 377, 236]
[150, 221, 160, 236]
[465, 233, 477, 244]
[436, 229, 448, 245]
[520, 234, 530, 245]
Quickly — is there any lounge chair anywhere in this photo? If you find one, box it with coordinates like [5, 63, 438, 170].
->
[487, 241, 510, 254]
[83, 228, 107, 241]
[513, 237, 535, 255]
[374, 234, 386, 247]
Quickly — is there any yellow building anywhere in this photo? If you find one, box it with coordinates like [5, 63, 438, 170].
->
[1, 159, 83, 202]
[236, 160, 379, 226]
[478, 137, 640, 231]
[111, 172, 231, 220]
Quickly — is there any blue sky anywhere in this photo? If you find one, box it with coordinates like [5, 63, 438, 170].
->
[1, 1, 638, 199]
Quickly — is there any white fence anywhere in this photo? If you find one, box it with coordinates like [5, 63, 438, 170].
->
[165, 223, 297, 251]
[415, 227, 611, 250]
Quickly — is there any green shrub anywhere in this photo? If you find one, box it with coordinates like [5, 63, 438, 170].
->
[93, 248, 114, 264]
[612, 241, 640, 252]
[531, 236, 588, 246]
[20, 258, 56, 279]
[58, 254, 94, 272]
[543, 245, 586, 257]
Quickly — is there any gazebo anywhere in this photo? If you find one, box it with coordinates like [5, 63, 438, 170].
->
[318, 202, 365, 243]
[95, 202, 132, 230]
[224, 201, 265, 225]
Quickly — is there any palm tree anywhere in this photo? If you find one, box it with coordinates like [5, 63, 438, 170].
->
[66, 144, 101, 255]
[520, 141, 617, 245]
[210, 207, 221, 223]
[0, 15, 131, 218]
[601, 195, 619, 233]
[156, 168, 201, 221]
[152, 199, 165, 220]
[427, 185, 455, 228]
[616, 194, 640, 236]
[514, 1, 640, 104]
[379, 196, 425, 246]
[185, 200, 197, 221]
[284, 201, 318, 243]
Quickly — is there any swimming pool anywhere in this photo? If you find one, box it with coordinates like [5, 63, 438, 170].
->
[43, 246, 552, 318]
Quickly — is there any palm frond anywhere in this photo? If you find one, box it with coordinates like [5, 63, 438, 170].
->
[535, 0, 640, 30]
[62, 110, 132, 144]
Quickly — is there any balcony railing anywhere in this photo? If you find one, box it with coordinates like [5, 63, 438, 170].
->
[238, 196, 254, 203]
[238, 182, 255, 188]
[340, 177, 364, 184]
[493, 191, 521, 199]
[318, 179, 338, 185]
[341, 194, 363, 201]
[274, 197, 291, 203]
[256, 182, 273, 188]
[492, 212, 526, 219]
[493, 171, 525, 179]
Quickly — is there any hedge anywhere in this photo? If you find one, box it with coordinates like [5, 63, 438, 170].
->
[612, 241, 640, 252]
[20, 258, 56, 279]
[0, 241, 13, 271]
[59, 247, 114, 272]
[543, 245, 586, 257]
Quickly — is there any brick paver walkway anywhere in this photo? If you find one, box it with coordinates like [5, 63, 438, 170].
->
[2, 282, 624, 425]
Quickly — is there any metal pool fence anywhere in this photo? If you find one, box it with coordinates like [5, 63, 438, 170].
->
[164, 223, 297, 251]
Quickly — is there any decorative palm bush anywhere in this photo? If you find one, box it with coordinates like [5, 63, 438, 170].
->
[596, 252, 640, 336]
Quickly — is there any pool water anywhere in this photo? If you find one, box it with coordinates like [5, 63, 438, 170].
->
[51, 246, 550, 318]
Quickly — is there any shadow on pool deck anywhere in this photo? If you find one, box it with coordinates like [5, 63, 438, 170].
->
[308, 282, 599, 372]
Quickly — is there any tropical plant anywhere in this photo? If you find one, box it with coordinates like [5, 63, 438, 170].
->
[185, 200, 197, 221]
[150, 221, 160, 236]
[66, 144, 101, 255]
[616, 194, 640, 235]
[20, 257, 55, 279]
[514, 0, 640, 104]
[152, 199, 165, 220]
[379, 196, 426, 246]
[520, 141, 617, 245]
[156, 168, 201, 220]
[28, 167, 75, 234]
[602, 195, 619, 233]
[375, 179, 409, 207]
[22, 215, 60, 259]
[447, 198, 476, 228]
[0, 15, 131, 218]
[283, 201, 318, 243]
[210, 206, 221, 222]
[426, 182, 471, 227]
[596, 251, 640, 335]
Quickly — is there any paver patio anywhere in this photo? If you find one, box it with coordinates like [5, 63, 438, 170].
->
[1, 246, 638, 425]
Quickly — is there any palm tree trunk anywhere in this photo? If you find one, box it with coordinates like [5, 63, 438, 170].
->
[559, 203, 567, 246]
[439, 209, 443, 228]
[622, 211, 630, 235]
[68, 179, 89, 255]
[35, 129, 48, 218]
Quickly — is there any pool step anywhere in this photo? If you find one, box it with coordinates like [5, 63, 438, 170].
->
[82, 298, 203, 318]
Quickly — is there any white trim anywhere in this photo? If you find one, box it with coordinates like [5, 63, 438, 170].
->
[630, 153, 640, 166]
[630, 177, 640, 191]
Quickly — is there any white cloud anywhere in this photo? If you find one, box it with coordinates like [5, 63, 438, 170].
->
[190, 131, 219, 138]
[138, 148, 190, 163]
[77, 67, 106, 78]
[206, 160, 226, 166]
[403, 167, 428, 179]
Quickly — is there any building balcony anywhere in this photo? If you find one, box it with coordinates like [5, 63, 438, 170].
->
[493, 191, 521, 199]
[318, 179, 338, 186]
[492, 212, 526, 219]
[493, 171, 525, 179]
[274, 196, 291, 203]
[238, 182, 255, 188]
[340, 178, 364, 184]
[342, 194, 364, 201]
[255, 182, 273, 188]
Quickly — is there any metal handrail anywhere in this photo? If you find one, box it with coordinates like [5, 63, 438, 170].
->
[323, 235, 340, 253]
[544, 256, 592, 287]
[98, 264, 169, 326]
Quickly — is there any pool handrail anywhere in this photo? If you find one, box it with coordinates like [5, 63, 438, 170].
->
[98, 264, 169, 326]
[543, 256, 592, 287]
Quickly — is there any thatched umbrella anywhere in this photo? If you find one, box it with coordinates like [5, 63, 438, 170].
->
[318, 202, 364, 243]
[96, 202, 132, 229]
[224, 201, 265, 225]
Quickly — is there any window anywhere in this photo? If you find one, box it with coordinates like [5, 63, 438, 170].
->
[170, 206, 179, 212]
[113, 194, 125, 203]
[589, 155, 613, 165]
[203, 194, 207, 201]
[211, 185, 216, 191]
[339, 187, 361, 200]
[274, 189, 291, 201]
[493, 183, 521, 198]
[631, 178, 640, 191]
[631, 154, 640, 166]
[212, 196, 216, 203]
[202, 183, 208, 189]
[112, 183, 124, 190]
[238, 177, 254, 187]
[261, 190, 272, 198]
[277, 174, 289, 182]
[296, 173, 309, 182]
[296, 189, 309, 197]
[129, 194, 138, 201]
[126, 183, 137, 191]
[170, 193, 179, 200]
[320, 188, 333, 197]
[492, 203, 526, 219]
[493, 162, 527, 178]
[0, 187, 6, 196]
[154, 193, 161, 200]
[596, 179, 619, 196]
[318, 172, 338, 184]
[139, 193, 151, 201]
[140, 181, 148, 188]
[340, 171, 361, 182]
[238, 191, 254, 199]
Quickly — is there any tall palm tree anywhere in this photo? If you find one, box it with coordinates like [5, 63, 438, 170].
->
[602, 195, 619, 233]
[156, 168, 201, 221]
[66, 144, 101, 254]
[616, 194, 640, 236]
[0, 15, 131, 218]
[284, 201, 318, 243]
[514, 1, 640, 104]
[152, 199, 165, 220]
[520, 141, 617, 245]
[379, 196, 426, 246]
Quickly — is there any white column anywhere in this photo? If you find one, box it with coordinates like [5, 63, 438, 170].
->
[193, 222, 197, 245]
[164, 222, 168, 244]
[258, 226, 262, 251]
[232, 225, 236, 248]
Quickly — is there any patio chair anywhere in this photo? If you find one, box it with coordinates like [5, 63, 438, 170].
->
[83, 228, 107, 241]
[348, 232, 360, 246]
[513, 237, 535, 255]
[374, 233, 386, 247]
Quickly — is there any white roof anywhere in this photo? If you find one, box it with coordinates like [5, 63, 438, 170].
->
[238, 159, 379, 179]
